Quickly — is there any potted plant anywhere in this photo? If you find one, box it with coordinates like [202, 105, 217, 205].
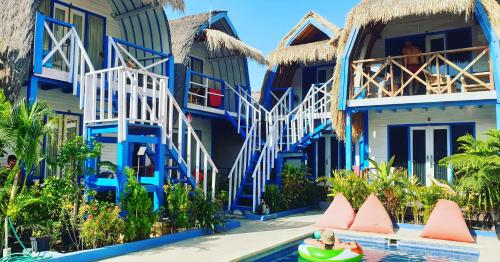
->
[30, 226, 51, 252]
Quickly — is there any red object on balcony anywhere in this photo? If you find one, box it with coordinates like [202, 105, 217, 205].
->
[208, 88, 223, 107]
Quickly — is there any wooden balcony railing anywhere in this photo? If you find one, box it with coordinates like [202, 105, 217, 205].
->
[350, 46, 494, 100]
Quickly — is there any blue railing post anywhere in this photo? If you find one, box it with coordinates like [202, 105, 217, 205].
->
[220, 81, 226, 110]
[168, 55, 175, 94]
[184, 68, 191, 109]
[345, 109, 353, 170]
[33, 12, 45, 74]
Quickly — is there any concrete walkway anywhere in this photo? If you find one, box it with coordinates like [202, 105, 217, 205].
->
[103, 211, 499, 262]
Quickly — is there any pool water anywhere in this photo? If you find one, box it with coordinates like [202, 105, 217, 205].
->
[246, 239, 479, 262]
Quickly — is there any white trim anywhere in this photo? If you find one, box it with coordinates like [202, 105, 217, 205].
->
[348, 91, 496, 107]
[187, 103, 238, 117]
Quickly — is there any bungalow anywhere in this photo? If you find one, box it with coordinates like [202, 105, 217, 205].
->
[332, 0, 500, 185]
[228, 12, 342, 212]
[0, 0, 219, 210]
[169, 10, 267, 178]
[262, 11, 342, 179]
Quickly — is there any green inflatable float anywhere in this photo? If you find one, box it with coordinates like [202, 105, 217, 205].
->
[297, 243, 363, 262]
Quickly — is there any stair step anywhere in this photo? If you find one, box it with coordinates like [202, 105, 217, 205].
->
[231, 204, 253, 211]
[237, 194, 253, 199]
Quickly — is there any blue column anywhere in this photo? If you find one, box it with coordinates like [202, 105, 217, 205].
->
[116, 140, 130, 205]
[359, 111, 369, 169]
[153, 132, 165, 211]
[496, 103, 500, 130]
[345, 110, 353, 170]
[33, 12, 45, 75]
[27, 76, 39, 104]
[168, 56, 175, 94]
[184, 68, 191, 109]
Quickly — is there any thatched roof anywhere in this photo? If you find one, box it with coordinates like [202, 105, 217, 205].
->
[267, 39, 338, 67]
[0, 0, 39, 101]
[278, 11, 340, 48]
[330, 0, 500, 141]
[205, 29, 266, 65]
[143, 0, 185, 12]
[170, 11, 266, 65]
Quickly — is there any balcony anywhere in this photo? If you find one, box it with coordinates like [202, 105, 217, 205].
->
[185, 70, 250, 115]
[348, 46, 496, 107]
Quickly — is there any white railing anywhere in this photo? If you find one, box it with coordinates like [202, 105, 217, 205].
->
[226, 87, 293, 211]
[85, 66, 218, 198]
[227, 83, 265, 142]
[248, 79, 333, 212]
[288, 79, 333, 146]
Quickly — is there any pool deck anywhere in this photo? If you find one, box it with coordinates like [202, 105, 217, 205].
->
[103, 211, 499, 262]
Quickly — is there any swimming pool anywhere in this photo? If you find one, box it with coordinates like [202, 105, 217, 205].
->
[243, 235, 479, 262]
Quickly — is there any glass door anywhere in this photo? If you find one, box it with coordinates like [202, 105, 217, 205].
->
[425, 34, 446, 75]
[52, 4, 70, 71]
[410, 126, 450, 186]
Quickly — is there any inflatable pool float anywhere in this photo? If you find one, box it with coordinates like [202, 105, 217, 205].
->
[298, 243, 363, 262]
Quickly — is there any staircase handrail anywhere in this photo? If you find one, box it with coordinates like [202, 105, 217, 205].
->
[227, 121, 259, 210]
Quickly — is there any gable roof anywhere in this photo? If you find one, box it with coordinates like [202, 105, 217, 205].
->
[169, 10, 266, 65]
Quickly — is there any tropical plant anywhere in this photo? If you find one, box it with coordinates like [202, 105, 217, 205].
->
[327, 170, 371, 210]
[80, 198, 124, 249]
[165, 183, 190, 232]
[57, 136, 102, 218]
[281, 165, 309, 209]
[263, 184, 284, 212]
[188, 189, 224, 233]
[122, 168, 158, 242]
[439, 129, 500, 225]
[0, 90, 11, 157]
[418, 184, 446, 223]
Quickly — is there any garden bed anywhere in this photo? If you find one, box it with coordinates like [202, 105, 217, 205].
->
[46, 220, 241, 262]
[244, 207, 312, 221]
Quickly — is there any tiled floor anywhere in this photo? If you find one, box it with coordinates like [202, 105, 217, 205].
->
[103, 211, 499, 262]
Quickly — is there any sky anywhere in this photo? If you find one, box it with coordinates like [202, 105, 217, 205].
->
[166, 0, 359, 91]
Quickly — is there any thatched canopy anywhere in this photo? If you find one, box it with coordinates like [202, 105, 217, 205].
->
[170, 10, 266, 65]
[278, 11, 340, 48]
[260, 11, 339, 106]
[0, 0, 39, 101]
[330, 0, 500, 141]
[204, 29, 266, 65]
[143, 0, 185, 12]
[267, 39, 338, 67]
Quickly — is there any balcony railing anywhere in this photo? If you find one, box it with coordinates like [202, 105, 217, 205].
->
[186, 70, 226, 110]
[350, 46, 494, 100]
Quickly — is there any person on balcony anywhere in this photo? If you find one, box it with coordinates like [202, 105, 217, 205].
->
[402, 41, 423, 95]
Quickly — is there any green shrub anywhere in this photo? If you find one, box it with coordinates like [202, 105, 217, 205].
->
[165, 183, 190, 232]
[80, 199, 124, 249]
[189, 189, 224, 233]
[263, 184, 284, 212]
[327, 170, 371, 210]
[281, 165, 309, 209]
[122, 168, 158, 242]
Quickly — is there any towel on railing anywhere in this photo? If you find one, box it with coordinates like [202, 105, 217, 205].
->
[209, 88, 223, 107]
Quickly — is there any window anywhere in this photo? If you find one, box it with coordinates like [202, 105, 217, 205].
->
[388, 126, 409, 168]
[190, 56, 204, 84]
[46, 114, 81, 178]
[451, 123, 474, 154]
[88, 14, 105, 69]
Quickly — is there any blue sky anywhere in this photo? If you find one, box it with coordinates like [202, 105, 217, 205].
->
[166, 0, 359, 91]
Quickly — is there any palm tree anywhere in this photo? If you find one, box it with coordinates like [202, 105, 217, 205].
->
[0, 98, 56, 250]
[439, 130, 500, 228]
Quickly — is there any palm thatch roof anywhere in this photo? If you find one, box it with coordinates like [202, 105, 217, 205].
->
[278, 11, 340, 48]
[205, 29, 267, 65]
[267, 39, 338, 67]
[170, 11, 266, 65]
[143, 0, 185, 12]
[0, 0, 39, 101]
[330, 0, 500, 141]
